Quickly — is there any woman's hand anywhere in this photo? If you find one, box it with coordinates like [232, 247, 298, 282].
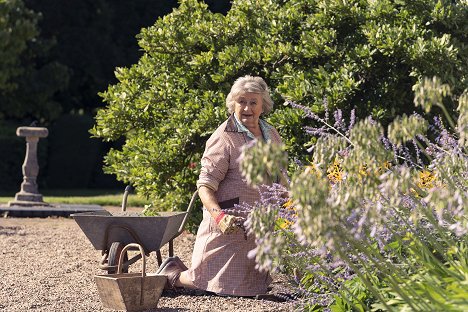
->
[198, 186, 246, 236]
[216, 212, 245, 235]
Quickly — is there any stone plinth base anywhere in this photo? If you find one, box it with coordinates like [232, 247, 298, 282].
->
[11, 192, 45, 204]
[0, 204, 104, 218]
[8, 200, 50, 207]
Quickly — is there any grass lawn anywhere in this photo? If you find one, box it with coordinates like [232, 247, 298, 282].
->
[0, 189, 149, 207]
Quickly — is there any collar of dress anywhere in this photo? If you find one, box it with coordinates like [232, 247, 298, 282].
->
[225, 113, 272, 142]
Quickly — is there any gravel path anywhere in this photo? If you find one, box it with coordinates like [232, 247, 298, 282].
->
[0, 207, 297, 311]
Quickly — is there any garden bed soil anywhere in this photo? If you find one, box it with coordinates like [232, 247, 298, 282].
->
[0, 206, 297, 311]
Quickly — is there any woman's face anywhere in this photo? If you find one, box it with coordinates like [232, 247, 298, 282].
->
[234, 92, 263, 131]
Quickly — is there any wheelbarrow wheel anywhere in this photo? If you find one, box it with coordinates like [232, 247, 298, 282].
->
[107, 242, 128, 274]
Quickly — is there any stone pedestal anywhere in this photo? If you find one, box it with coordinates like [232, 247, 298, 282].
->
[8, 126, 49, 207]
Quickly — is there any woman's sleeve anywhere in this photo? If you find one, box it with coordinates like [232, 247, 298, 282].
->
[196, 133, 230, 192]
[270, 126, 283, 144]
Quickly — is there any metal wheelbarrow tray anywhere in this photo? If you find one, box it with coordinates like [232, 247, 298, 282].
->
[72, 210, 186, 252]
[72, 189, 197, 273]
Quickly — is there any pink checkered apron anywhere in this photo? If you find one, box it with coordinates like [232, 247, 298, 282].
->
[186, 115, 283, 296]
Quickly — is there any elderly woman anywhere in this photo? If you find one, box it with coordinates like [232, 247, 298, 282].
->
[157, 75, 285, 297]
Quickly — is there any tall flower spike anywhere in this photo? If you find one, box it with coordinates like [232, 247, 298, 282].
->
[413, 76, 451, 113]
[388, 114, 428, 146]
[456, 92, 468, 148]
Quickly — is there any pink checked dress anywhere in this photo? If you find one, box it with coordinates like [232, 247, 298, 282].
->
[186, 114, 283, 296]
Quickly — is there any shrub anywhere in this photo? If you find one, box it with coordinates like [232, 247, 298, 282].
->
[92, 0, 467, 226]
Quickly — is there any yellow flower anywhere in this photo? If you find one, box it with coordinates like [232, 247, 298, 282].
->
[417, 170, 436, 189]
[359, 163, 368, 177]
[376, 160, 392, 174]
[327, 158, 344, 184]
[278, 218, 294, 229]
[282, 198, 295, 210]
[308, 159, 393, 186]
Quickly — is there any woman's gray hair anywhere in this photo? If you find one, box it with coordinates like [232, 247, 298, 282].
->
[225, 75, 273, 115]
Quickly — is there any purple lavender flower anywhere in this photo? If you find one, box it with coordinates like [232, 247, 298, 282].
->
[333, 109, 345, 131]
[304, 125, 329, 136]
[323, 97, 329, 122]
[347, 109, 356, 135]
[434, 116, 459, 151]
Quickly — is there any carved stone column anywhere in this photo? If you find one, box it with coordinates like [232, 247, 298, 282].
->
[8, 127, 49, 207]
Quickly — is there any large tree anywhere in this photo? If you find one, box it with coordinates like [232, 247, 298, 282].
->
[0, 0, 196, 192]
[22, 0, 183, 117]
[0, 0, 38, 93]
[92, 0, 467, 212]
[0, 0, 69, 123]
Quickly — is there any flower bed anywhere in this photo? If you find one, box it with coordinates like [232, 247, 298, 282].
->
[240, 77, 468, 311]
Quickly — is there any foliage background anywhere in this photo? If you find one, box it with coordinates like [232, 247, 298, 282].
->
[0, 0, 230, 193]
[92, 0, 467, 216]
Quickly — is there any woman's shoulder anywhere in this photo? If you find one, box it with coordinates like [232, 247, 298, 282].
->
[209, 118, 230, 137]
[259, 119, 282, 143]
[260, 119, 278, 132]
[205, 118, 232, 145]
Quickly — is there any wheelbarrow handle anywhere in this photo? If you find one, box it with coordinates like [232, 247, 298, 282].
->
[121, 185, 133, 212]
[177, 190, 198, 235]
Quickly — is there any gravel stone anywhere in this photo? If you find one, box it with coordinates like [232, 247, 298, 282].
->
[0, 206, 298, 311]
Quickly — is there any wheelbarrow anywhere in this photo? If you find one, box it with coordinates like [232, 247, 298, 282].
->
[72, 186, 198, 274]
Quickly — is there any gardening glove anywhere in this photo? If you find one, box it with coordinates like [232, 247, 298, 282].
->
[215, 212, 245, 235]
